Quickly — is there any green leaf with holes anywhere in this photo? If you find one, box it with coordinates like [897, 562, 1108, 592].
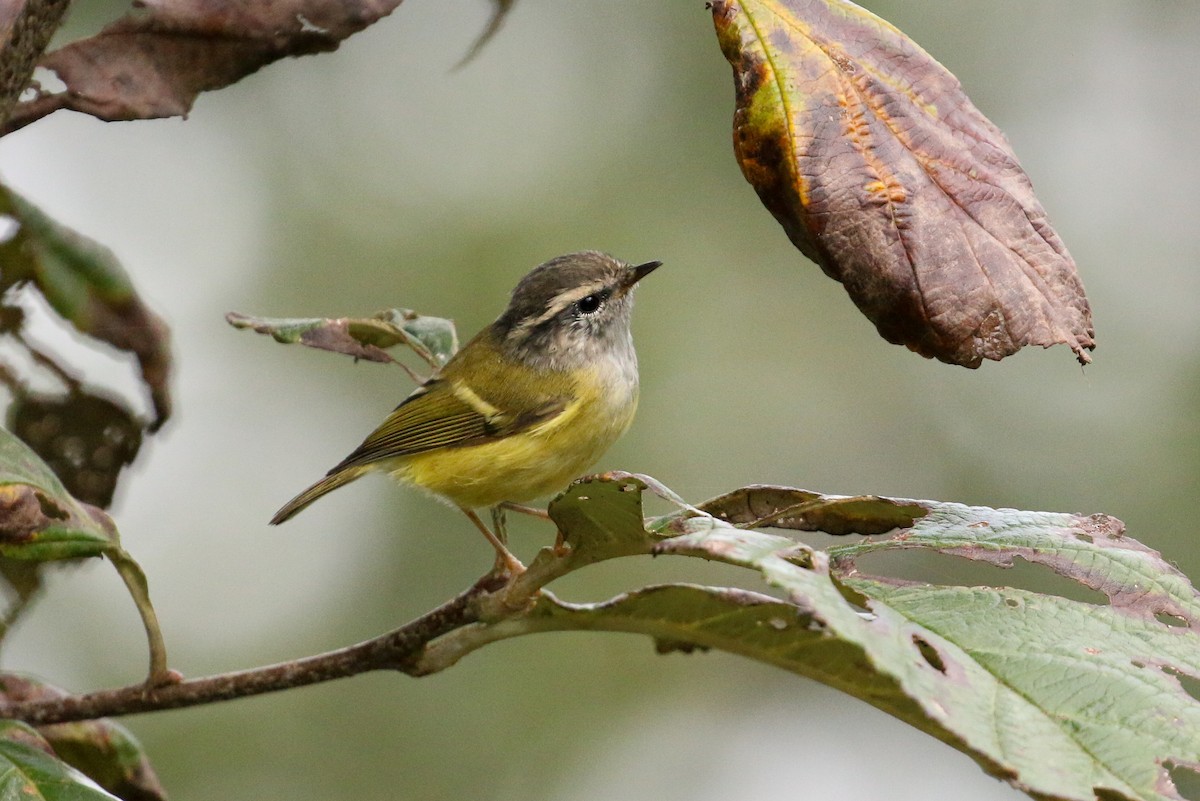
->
[506, 476, 1200, 801]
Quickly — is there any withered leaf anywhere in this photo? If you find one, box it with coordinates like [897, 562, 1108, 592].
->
[699, 484, 927, 536]
[227, 308, 459, 373]
[227, 312, 400, 365]
[5, 0, 517, 133]
[711, 0, 1095, 367]
[8, 391, 144, 509]
[0, 425, 169, 683]
[0, 186, 172, 431]
[6, 0, 406, 131]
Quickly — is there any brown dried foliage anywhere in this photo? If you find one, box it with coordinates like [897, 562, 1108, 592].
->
[712, 0, 1095, 366]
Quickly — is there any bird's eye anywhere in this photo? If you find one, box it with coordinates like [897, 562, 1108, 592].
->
[577, 294, 603, 314]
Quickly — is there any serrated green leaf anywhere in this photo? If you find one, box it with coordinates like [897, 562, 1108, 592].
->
[0, 719, 119, 800]
[514, 476, 1200, 801]
[849, 579, 1200, 800]
[828, 503, 1200, 624]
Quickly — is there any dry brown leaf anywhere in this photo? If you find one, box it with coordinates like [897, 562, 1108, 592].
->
[5, 0, 410, 132]
[711, 0, 1095, 367]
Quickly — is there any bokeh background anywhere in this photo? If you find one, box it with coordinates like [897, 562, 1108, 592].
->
[1, 1, 1198, 799]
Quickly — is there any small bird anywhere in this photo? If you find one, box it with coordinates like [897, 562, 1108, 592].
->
[271, 251, 660, 574]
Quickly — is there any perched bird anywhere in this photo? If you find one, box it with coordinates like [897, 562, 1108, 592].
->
[271, 251, 660, 574]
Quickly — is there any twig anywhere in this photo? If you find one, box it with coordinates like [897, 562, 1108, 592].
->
[0, 0, 72, 129]
[0, 572, 506, 725]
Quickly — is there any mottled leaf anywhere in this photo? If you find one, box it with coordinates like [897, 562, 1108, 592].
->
[0, 427, 168, 683]
[8, 392, 143, 509]
[0, 676, 165, 801]
[0, 422, 117, 561]
[0, 719, 119, 799]
[0, 186, 171, 429]
[519, 476, 1200, 800]
[227, 308, 459, 371]
[4, 0, 517, 133]
[710, 0, 1094, 367]
[370, 308, 459, 366]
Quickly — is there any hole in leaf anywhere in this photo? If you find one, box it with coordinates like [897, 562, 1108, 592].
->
[780, 546, 814, 570]
[654, 638, 709, 655]
[1163, 666, 1200, 704]
[1155, 612, 1190, 629]
[851, 550, 1109, 606]
[550, 552, 788, 604]
[1094, 789, 1141, 801]
[34, 491, 67, 521]
[1004, 597, 1020, 608]
[29, 66, 67, 96]
[1166, 762, 1200, 801]
[912, 634, 946, 673]
[0, 214, 19, 244]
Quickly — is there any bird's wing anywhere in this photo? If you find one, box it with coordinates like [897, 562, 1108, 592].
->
[333, 377, 568, 471]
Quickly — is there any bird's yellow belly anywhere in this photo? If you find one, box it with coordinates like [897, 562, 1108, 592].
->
[392, 386, 637, 509]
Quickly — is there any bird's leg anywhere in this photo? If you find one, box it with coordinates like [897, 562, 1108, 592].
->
[497, 501, 568, 555]
[491, 506, 508, 542]
[462, 507, 525, 576]
[498, 501, 551, 521]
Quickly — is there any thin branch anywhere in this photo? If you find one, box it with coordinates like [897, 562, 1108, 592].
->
[0, 572, 506, 725]
[0, 474, 667, 725]
[0, 0, 71, 129]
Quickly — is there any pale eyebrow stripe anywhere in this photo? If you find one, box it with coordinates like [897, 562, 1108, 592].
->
[508, 280, 610, 338]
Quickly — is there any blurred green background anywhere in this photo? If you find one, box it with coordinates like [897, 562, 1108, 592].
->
[1, 1, 1198, 799]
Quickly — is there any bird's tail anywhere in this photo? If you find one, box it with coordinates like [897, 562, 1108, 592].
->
[270, 466, 369, 525]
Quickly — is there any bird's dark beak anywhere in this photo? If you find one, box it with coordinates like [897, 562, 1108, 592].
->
[625, 260, 662, 289]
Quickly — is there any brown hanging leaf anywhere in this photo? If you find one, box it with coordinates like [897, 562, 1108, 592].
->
[711, 0, 1095, 367]
[4, 0, 521, 134]
[5, 0, 406, 132]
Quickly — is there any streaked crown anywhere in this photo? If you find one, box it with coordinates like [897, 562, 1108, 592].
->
[494, 251, 660, 372]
